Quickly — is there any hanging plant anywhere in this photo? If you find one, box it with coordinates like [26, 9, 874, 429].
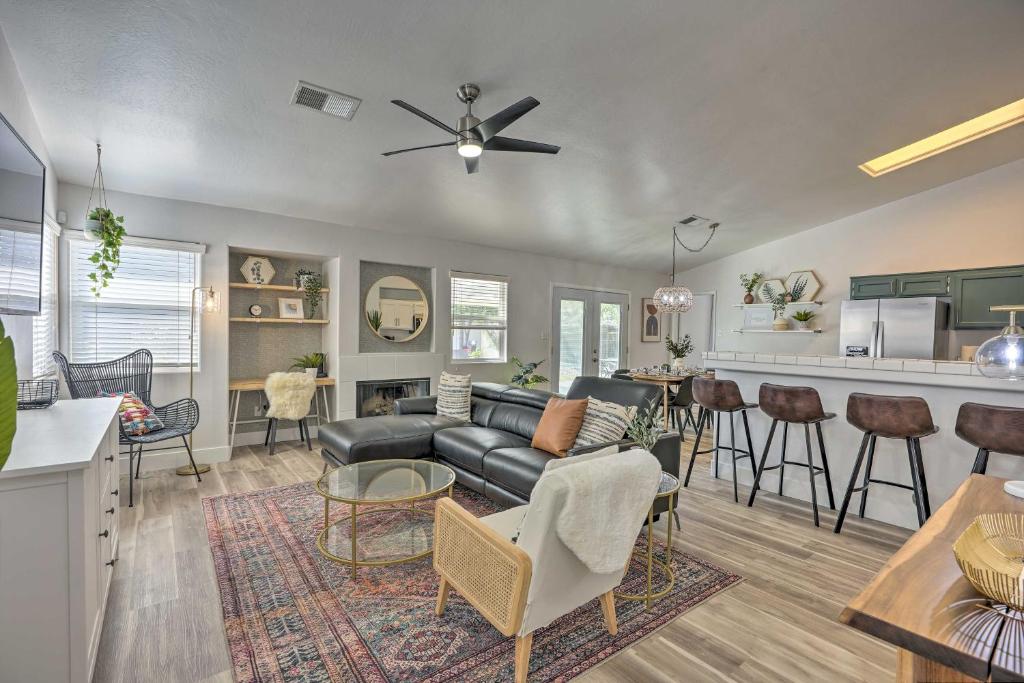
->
[293, 268, 323, 319]
[84, 143, 127, 297]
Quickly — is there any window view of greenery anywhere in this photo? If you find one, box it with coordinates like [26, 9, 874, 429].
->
[451, 328, 505, 360]
[558, 299, 584, 389]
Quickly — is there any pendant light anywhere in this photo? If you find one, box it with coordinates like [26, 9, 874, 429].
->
[976, 305, 1024, 380]
[652, 223, 713, 314]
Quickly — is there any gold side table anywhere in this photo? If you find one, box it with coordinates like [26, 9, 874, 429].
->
[315, 459, 455, 578]
[615, 471, 681, 609]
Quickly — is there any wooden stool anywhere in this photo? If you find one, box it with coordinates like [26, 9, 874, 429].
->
[955, 402, 1024, 474]
[747, 383, 836, 526]
[833, 393, 938, 533]
[684, 377, 757, 503]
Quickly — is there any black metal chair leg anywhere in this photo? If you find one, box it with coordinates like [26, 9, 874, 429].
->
[134, 443, 143, 480]
[913, 438, 931, 519]
[714, 410, 722, 479]
[971, 447, 990, 475]
[729, 411, 739, 503]
[181, 436, 202, 482]
[268, 419, 279, 455]
[302, 419, 313, 451]
[834, 433, 871, 534]
[264, 418, 273, 447]
[684, 407, 707, 487]
[128, 445, 135, 508]
[858, 435, 877, 518]
[816, 423, 836, 510]
[777, 423, 788, 496]
[747, 419, 778, 506]
[804, 423, 820, 527]
[906, 438, 927, 527]
[741, 410, 756, 478]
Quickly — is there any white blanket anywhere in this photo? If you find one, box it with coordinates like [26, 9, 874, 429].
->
[543, 449, 663, 574]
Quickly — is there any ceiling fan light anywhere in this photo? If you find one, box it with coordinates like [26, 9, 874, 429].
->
[457, 140, 483, 157]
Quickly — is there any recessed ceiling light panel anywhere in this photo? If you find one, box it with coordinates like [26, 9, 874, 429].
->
[859, 97, 1024, 177]
[291, 81, 361, 120]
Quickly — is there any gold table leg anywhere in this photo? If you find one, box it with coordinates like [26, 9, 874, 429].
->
[666, 492, 674, 565]
[350, 502, 357, 579]
[645, 505, 654, 609]
[323, 497, 330, 529]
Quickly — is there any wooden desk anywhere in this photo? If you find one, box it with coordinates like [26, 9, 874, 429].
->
[228, 377, 335, 450]
[841, 474, 1024, 682]
[628, 372, 702, 429]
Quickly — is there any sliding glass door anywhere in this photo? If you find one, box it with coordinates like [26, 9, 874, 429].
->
[551, 287, 628, 393]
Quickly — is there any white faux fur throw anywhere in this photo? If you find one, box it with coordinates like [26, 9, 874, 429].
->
[265, 372, 317, 421]
[545, 449, 662, 574]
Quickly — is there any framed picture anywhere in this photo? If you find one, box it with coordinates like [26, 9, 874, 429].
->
[640, 298, 662, 342]
[278, 297, 305, 319]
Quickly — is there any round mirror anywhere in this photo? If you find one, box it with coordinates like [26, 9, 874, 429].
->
[364, 276, 429, 342]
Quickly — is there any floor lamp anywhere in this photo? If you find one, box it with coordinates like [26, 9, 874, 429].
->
[176, 285, 220, 476]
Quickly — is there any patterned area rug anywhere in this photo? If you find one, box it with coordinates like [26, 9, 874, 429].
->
[204, 481, 741, 682]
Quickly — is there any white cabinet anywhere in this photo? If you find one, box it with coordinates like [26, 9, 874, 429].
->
[380, 299, 415, 330]
[0, 398, 121, 683]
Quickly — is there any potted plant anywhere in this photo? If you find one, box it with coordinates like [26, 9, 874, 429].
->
[293, 268, 323, 319]
[762, 282, 789, 330]
[739, 272, 763, 305]
[367, 309, 383, 332]
[86, 208, 126, 297]
[510, 357, 549, 389]
[291, 352, 326, 378]
[792, 309, 816, 330]
[625, 397, 664, 451]
[664, 333, 694, 370]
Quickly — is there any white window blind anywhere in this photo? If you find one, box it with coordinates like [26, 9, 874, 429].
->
[450, 271, 508, 362]
[31, 221, 59, 377]
[0, 218, 42, 315]
[69, 237, 200, 367]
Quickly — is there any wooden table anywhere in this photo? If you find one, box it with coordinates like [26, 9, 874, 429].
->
[841, 474, 1024, 682]
[628, 372, 702, 429]
[228, 377, 335, 450]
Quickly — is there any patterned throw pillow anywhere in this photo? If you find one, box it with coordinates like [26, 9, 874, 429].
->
[436, 371, 471, 421]
[100, 391, 165, 436]
[572, 396, 637, 448]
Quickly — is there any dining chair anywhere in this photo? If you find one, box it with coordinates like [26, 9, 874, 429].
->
[264, 371, 317, 455]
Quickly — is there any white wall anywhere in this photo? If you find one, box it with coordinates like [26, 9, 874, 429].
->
[676, 158, 1024, 357]
[57, 182, 668, 466]
[0, 26, 57, 374]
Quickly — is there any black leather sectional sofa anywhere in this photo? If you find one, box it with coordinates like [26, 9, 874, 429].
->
[318, 376, 681, 510]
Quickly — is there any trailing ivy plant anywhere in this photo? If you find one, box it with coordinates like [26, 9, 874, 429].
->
[87, 208, 126, 297]
[293, 268, 323, 319]
[510, 357, 549, 389]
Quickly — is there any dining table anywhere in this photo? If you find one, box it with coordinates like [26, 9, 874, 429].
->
[840, 474, 1024, 682]
[627, 370, 704, 430]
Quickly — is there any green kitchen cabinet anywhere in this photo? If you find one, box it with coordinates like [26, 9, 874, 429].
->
[850, 276, 897, 299]
[897, 272, 949, 297]
[950, 267, 1024, 329]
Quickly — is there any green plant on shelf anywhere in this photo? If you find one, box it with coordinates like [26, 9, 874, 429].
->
[762, 282, 788, 318]
[293, 268, 323, 318]
[739, 272, 763, 295]
[791, 309, 816, 323]
[290, 352, 325, 370]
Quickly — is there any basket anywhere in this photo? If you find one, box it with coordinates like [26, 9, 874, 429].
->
[952, 513, 1024, 610]
[17, 379, 59, 410]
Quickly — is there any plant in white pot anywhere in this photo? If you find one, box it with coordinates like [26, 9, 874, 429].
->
[762, 283, 790, 330]
[664, 333, 693, 370]
[291, 353, 325, 377]
[792, 309, 816, 330]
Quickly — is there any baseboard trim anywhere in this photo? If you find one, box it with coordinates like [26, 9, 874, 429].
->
[119, 444, 231, 475]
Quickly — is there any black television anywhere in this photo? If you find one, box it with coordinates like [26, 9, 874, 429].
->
[0, 111, 45, 316]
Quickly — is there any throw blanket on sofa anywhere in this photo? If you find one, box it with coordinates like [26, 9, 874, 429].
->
[544, 449, 662, 574]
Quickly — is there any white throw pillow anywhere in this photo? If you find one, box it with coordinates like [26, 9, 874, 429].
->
[572, 396, 636, 448]
[436, 371, 471, 421]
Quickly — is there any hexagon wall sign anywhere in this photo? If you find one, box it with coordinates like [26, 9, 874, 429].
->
[241, 256, 275, 285]
[785, 270, 821, 302]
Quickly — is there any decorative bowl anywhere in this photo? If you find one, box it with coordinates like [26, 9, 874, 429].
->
[952, 513, 1024, 610]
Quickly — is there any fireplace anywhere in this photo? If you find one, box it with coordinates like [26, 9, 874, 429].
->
[356, 378, 431, 417]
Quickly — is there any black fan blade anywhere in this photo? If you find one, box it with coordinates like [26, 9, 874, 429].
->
[473, 97, 540, 141]
[391, 100, 459, 136]
[465, 156, 479, 174]
[484, 136, 560, 154]
[381, 141, 456, 157]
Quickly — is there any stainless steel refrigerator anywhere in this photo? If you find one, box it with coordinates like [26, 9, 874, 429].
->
[839, 297, 949, 359]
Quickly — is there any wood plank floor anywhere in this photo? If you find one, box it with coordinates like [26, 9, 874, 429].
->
[94, 432, 911, 682]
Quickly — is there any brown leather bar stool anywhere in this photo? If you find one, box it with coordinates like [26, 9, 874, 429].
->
[833, 393, 938, 533]
[684, 376, 757, 503]
[955, 402, 1024, 474]
[747, 383, 836, 526]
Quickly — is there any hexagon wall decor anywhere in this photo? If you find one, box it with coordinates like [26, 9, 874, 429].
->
[241, 256, 275, 285]
[785, 270, 821, 302]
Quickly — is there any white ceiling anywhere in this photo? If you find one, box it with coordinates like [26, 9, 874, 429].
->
[2, 0, 1023, 271]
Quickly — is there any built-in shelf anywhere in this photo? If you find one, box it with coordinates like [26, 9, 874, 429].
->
[229, 282, 330, 293]
[732, 301, 823, 308]
[730, 328, 823, 334]
[229, 317, 329, 324]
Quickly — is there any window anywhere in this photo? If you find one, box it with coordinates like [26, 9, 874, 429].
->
[31, 220, 59, 377]
[450, 271, 508, 362]
[69, 236, 202, 368]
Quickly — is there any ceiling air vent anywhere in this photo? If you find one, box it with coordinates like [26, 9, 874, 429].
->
[678, 214, 711, 227]
[291, 81, 361, 120]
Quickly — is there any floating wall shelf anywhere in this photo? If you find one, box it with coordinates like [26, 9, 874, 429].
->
[732, 301, 823, 309]
[730, 328, 823, 334]
[229, 317, 329, 325]
[229, 282, 330, 293]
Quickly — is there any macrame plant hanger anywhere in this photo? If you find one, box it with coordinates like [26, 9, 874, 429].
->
[84, 143, 107, 240]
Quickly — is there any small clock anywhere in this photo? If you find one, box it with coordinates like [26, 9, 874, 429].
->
[248, 304, 264, 318]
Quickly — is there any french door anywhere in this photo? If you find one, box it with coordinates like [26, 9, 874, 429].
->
[551, 287, 629, 393]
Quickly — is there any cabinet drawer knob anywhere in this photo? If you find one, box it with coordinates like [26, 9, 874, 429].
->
[105, 558, 117, 567]
[99, 530, 109, 538]
[105, 455, 114, 462]
[105, 507, 115, 515]
[111, 488, 119, 497]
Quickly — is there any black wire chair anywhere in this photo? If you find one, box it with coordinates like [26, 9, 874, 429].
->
[53, 349, 201, 507]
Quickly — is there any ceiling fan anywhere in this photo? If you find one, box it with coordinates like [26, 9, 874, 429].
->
[382, 83, 560, 174]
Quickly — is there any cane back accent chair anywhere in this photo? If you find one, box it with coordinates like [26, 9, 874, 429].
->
[53, 349, 201, 507]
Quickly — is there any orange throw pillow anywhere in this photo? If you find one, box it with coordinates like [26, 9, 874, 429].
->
[531, 397, 589, 457]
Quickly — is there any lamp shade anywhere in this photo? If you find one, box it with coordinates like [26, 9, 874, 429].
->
[976, 330, 1024, 380]
[653, 285, 694, 313]
[195, 287, 221, 314]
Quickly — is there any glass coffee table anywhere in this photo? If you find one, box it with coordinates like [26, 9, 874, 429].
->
[315, 459, 456, 578]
